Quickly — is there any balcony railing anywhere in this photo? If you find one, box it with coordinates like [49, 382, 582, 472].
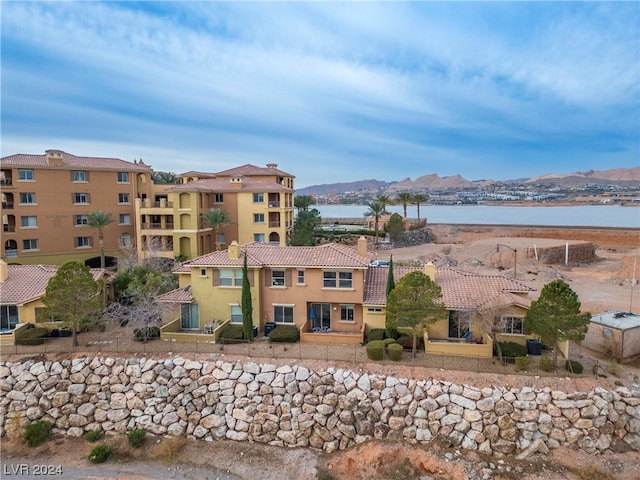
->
[141, 223, 175, 230]
[5, 249, 18, 257]
[268, 201, 280, 208]
[0, 179, 13, 186]
[1, 202, 14, 210]
[3, 225, 15, 233]
[268, 221, 281, 228]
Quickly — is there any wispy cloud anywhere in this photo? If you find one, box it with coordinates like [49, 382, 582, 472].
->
[2, 2, 638, 186]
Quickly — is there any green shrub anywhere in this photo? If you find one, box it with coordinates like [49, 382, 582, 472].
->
[515, 356, 531, 371]
[368, 329, 385, 342]
[383, 337, 396, 347]
[607, 360, 622, 377]
[268, 325, 299, 343]
[385, 327, 400, 340]
[88, 444, 111, 463]
[133, 326, 160, 342]
[539, 357, 554, 372]
[85, 429, 102, 442]
[24, 420, 53, 447]
[387, 343, 403, 361]
[218, 324, 244, 342]
[396, 335, 415, 350]
[16, 327, 50, 346]
[565, 360, 584, 374]
[498, 342, 527, 363]
[366, 340, 385, 361]
[127, 428, 146, 448]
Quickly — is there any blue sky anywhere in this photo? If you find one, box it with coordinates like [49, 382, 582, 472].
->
[1, 1, 638, 188]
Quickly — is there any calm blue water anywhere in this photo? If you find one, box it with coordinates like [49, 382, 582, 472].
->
[315, 204, 640, 228]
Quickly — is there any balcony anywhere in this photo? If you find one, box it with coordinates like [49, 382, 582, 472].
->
[0, 179, 13, 187]
[268, 201, 280, 208]
[141, 222, 175, 230]
[5, 249, 18, 257]
[1, 202, 13, 210]
[3, 225, 16, 233]
[268, 221, 281, 228]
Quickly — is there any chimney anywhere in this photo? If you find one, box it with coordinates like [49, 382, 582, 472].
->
[45, 149, 64, 166]
[230, 176, 244, 189]
[266, 163, 278, 169]
[0, 259, 8, 283]
[424, 261, 436, 281]
[228, 241, 241, 260]
[357, 236, 368, 257]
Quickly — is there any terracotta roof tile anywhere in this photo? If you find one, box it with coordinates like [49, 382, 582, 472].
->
[214, 164, 294, 178]
[158, 286, 193, 303]
[168, 177, 292, 193]
[1, 151, 151, 172]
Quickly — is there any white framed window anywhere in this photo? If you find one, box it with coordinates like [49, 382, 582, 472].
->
[117, 172, 129, 183]
[73, 171, 87, 182]
[297, 270, 305, 285]
[75, 236, 92, 248]
[200, 268, 207, 277]
[253, 213, 265, 223]
[274, 305, 294, 324]
[502, 316, 524, 335]
[230, 305, 242, 323]
[18, 169, 34, 181]
[119, 214, 131, 225]
[253, 193, 264, 203]
[22, 239, 38, 251]
[20, 216, 37, 228]
[73, 193, 89, 204]
[214, 193, 224, 203]
[118, 193, 130, 204]
[120, 233, 131, 247]
[75, 215, 89, 226]
[340, 305, 355, 322]
[271, 270, 285, 286]
[254, 233, 265, 243]
[323, 271, 352, 288]
[19, 193, 36, 204]
[219, 269, 242, 287]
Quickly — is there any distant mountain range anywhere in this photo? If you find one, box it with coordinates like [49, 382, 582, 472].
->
[297, 167, 640, 195]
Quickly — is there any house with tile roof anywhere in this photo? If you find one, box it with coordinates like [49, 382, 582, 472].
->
[1, 150, 153, 266]
[0, 259, 112, 346]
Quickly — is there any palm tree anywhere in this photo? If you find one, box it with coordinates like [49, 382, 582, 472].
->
[396, 192, 413, 218]
[412, 193, 429, 220]
[294, 195, 316, 212]
[152, 171, 179, 185]
[376, 194, 393, 213]
[86, 211, 114, 269]
[201, 208, 231, 251]
[364, 201, 385, 244]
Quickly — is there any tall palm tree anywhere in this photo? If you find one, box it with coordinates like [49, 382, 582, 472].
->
[412, 193, 429, 220]
[396, 192, 413, 218]
[201, 208, 231, 251]
[294, 195, 316, 212]
[364, 201, 385, 244]
[152, 171, 179, 185]
[376, 194, 393, 213]
[86, 211, 114, 269]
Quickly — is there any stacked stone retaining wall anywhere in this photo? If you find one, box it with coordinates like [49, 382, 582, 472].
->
[1, 356, 638, 455]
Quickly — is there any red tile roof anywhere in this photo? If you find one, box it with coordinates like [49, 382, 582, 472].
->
[168, 177, 292, 193]
[0, 265, 111, 305]
[157, 286, 193, 303]
[364, 265, 534, 309]
[214, 164, 294, 178]
[1, 150, 152, 172]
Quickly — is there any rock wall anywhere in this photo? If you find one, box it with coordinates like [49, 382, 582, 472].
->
[1, 356, 639, 455]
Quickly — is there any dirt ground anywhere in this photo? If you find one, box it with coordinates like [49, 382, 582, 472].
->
[3, 224, 639, 479]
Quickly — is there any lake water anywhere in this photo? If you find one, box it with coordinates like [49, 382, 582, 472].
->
[315, 204, 640, 228]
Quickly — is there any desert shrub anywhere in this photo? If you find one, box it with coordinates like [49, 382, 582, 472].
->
[24, 420, 52, 447]
[607, 360, 622, 377]
[156, 436, 187, 463]
[88, 444, 111, 463]
[575, 465, 615, 480]
[368, 329, 385, 342]
[498, 341, 527, 362]
[387, 343, 403, 361]
[383, 337, 396, 346]
[515, 356, 531, 371]
[85, 429, 102, 442]
[366, 340, 385, 361]
[539, 357, 554, 372]
[127, 428, 146, 448]
[565, 360, 584, 374]
[268, 325, 299, 343]
[385, 327, 400, 340]
[218, 324, 244, 342]
[614, 380, 624, 387]
[396, 335, 416, 349]
[16, 327, 50, 346]
[133, 326, 160, 342]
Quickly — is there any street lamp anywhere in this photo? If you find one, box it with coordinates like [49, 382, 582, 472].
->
[497, 244, 517, 279]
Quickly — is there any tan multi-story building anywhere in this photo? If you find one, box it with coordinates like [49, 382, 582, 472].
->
[1, 150, 153, 266]
[135, 163, 294, 261]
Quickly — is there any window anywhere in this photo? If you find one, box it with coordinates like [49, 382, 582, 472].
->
[274, 305, 294, 324]
[118, 193, 130, 204]
[253, 193, 264, 203]
[74, 193, 89, 204]
[119, 214, 131, 225]
[214, 193, 224, 203]
[120, 233, 131, 247]
[271, 270, 285, 286]
[340, 305, 355, 322]
[218, 233, 225, 245]
[200, 269, 207, 277]
[18, 169, 34, 181]
[297, 270, 305, 284]
[75, 215, 89, 226]
[253, 213, 265, 223]
[1, 305, 19, 331]
[219, 269, 242, 287]
[73, 171, 87, 182]
[230, 305, 242, 324]
[19, 193, 36, 204]
[180, 303, 199, 329]
[22, 239, 38, 251]
[367, 307, 383, 313]
[20, 216, 37, 228]
[502, 316, 524, 335]
[310, 303, 331, 330]
[75, 236, 92, 248]
[254, 233, 265, 243]
[323, 271, 352, 288]
[448, 310, 471, 338]
[117, 172, 129, 183]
